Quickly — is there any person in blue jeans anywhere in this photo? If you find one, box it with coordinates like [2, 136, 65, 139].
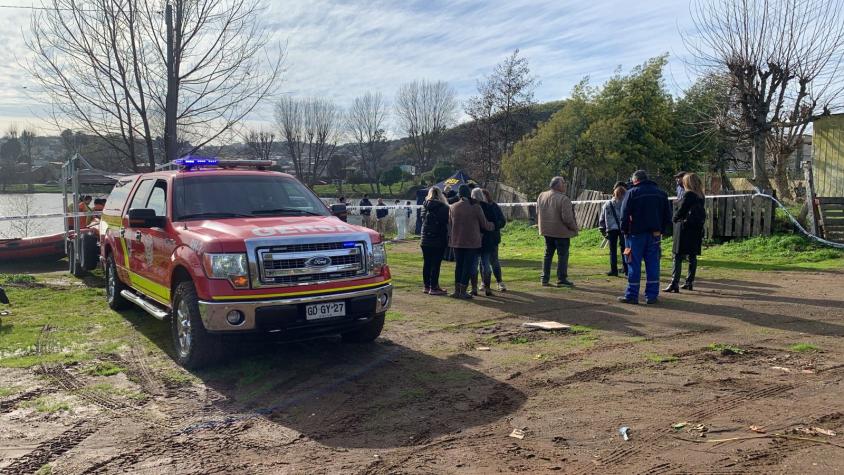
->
[617, 170, 672, 305]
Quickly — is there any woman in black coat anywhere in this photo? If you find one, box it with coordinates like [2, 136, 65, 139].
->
[420, 187, 451, 296]
[665, 173, 706, 293]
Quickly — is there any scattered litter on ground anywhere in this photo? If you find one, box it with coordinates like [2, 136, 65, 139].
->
[793, 427, 837, 437]
[476, 346, 491, 351]
[619, 427, 630, 441]
[672, 422, 688, 430]
[533, 354, 544, 360]
[0, 310, 10, 316]
[690, 424, 708, 433]
[749, 425, 767, 433]
[771, 366, 792, 372]
[801, 369, 816, 374]
[522, 321, 571, 331]
[509, 428, 526, 440]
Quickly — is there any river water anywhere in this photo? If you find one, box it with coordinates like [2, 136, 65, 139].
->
[0, 193, 66, 239]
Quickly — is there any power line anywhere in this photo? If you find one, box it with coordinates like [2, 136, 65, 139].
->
[0, 4, 93, 11]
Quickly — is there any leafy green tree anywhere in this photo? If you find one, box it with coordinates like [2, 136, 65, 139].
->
[380, 166, 404, 194]
[431, 162, 454, 182]
[0, 130, 22, 192]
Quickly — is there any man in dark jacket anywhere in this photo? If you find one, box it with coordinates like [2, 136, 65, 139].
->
[359, 194, 373, 228]
[375, 198, 388, 235]
[618, 170, 672, 305]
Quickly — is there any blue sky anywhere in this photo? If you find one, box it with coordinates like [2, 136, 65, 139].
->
[0, 0, 697, 135]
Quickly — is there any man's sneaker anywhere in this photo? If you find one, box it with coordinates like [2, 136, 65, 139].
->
[497, 282, 507, 292]
[557, 279, 574, 287]
[617, 296, 639, 305]
[541, 281, 553, 287]
[646, 298, 659, 305]
[428, 288, 447, 296]
[606, 271, 619, 277]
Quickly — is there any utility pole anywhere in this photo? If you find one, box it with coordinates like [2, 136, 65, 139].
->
[164, 1, 178, 166]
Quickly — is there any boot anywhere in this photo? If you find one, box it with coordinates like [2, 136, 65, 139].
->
[451, 283, 463, 299]
[682, 257, 697, 290]
[470, 274, 479, 296]
[483, 273, 493, 296]
[664, 283, 680, 293]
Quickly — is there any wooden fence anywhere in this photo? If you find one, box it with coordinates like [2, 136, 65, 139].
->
[574, 190, 611, 229]
[703, 194, 775, 239]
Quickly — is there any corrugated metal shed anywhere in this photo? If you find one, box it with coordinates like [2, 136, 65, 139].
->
[813, 114, 844, 197]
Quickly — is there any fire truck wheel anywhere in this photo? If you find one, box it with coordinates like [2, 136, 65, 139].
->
[105, 255, 132, 310]
[341, 312, 385, 343]
[171, 281, 222, 369]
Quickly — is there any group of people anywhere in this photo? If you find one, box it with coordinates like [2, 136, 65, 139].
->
[419, 184, 507, 299]
[357, 195, 414, 240]
[544, 169, 706, 304]
[66, 195, 106, 229]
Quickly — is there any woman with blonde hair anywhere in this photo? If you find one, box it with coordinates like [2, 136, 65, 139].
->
[665, 173, 706, 292]
[420, 187, 450, 295]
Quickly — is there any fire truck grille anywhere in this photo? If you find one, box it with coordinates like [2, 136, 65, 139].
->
[257, 241, 367, 285]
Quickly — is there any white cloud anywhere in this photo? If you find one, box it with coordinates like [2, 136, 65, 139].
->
[0, 0, 697, 135]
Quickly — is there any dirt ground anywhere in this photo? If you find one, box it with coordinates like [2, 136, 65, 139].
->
[1, 261, 844, 474]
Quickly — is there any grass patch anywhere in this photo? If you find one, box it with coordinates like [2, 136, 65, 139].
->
[789, 343, 820, 353]
[0, 273, 37, 285]
[385, 311, 405, 322]
[569, 325, 594, 335]
[708, 343, 746, 355]
[0, 386, 21, 397]
[509, 336, 530, 345]
[35, 465, 52, 475]
[21, 396, 71, 414]
[646, 353, 679, 364]
[87, 383, 147, 402]
[83, 361, 126, 377]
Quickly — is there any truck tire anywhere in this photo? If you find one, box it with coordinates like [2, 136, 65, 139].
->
[67, 243, 84, 277]
[105, 255, 132, 310]
[171, 281, 222, 369]
[341, 313, 385, 343]
[81, 233, 99, 271]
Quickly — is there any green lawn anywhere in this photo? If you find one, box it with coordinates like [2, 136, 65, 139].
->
[1, 184, 62, 194]
[1, 223, 841, 369]
[312, 181, 417, 199]
[387, 221, 844, 290]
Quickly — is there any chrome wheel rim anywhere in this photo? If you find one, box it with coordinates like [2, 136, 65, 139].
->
[176, 299, 192, 358]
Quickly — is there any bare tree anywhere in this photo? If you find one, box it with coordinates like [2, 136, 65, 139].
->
[27, 0, 283, 171]
[466, 50, 538, 184]
[275, 97, 343, 187]
[0, 127, 21, 192]
[0, 195, 45, 238]
[347, 92, 390, 194]
[686, 0, 844, 199]
[395, 80, 457, 173]
[243, 129, 276, 161]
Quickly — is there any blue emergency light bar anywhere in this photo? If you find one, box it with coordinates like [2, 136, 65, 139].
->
[174, 156, 273, 170]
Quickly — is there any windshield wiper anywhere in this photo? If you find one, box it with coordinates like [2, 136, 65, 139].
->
[251, 208, 322, 216]
[177, 212, 254, 220]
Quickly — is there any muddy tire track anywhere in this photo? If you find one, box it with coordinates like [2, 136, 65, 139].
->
[0, 421, 100, 475]
[0, 388, 46, 414]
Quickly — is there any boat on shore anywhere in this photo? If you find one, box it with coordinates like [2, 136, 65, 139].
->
[0, 232, 67, 262]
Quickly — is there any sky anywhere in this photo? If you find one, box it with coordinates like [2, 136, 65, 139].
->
[0, 0, 699, 137]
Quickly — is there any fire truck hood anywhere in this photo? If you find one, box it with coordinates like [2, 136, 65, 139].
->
[183, 216, 380, 243]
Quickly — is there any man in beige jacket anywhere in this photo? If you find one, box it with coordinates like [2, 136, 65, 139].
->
[537, 176, 578, 286]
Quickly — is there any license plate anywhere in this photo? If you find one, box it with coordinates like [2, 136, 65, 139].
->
[305, 302, 345, 320]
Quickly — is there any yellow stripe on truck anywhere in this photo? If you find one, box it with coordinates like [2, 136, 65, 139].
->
[130, 271, 171, 304]
[209, 280, 392, 302]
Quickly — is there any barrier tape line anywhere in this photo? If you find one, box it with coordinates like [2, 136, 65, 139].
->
[2, 193, 842, 250]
